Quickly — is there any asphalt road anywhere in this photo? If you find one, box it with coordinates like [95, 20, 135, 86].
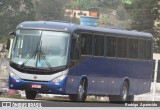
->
[0, 97, 160, 110]
[41, 100, 122, 107]
[0, 97, 160, 107]
[0, 97, 121, 107]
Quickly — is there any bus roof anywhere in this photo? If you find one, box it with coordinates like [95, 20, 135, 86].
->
[17, 21, 153, 39]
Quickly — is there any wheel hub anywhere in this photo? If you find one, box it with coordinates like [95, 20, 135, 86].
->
[122, 84, 128, 100]
[78, 85, 84, 98]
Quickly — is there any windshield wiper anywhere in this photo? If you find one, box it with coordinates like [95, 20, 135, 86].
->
[20, 40, 54, 73]
[36, 41, 54, 72]
[20, 41, 40, 68]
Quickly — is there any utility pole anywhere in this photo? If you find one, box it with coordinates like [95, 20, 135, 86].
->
[153, 60, 158, 101]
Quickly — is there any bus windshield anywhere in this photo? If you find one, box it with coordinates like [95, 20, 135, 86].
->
[11, 30, 70, 68]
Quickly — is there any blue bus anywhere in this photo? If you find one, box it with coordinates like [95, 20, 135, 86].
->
[7, 21, 153, 102]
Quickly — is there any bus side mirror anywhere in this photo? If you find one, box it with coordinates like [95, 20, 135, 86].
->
[6, 31, 16, 50]
[9, 31, 16, 36]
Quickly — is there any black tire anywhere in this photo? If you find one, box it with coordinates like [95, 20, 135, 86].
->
[128, 95, 134, 101]
[25, 91, 37, 99]
[120, 81, 129, 101]
[109, 81, 129, 102]
[69, 79, 87, 102]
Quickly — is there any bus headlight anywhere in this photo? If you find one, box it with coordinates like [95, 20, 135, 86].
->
[10, 72, 20, 80]
[52, 74, 67, 83]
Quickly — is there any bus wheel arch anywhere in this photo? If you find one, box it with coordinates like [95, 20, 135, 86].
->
[122, 78, 134, 101]
[121, 77, 130, 90]
[109, 78, 130, 102]
[69, 76, 88, 102]
[79, 75, 88, 93]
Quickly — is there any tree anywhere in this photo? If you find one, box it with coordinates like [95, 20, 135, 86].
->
[0, 0, 35, 42]
[124, 0, 159, 52]
[122, 0, 133, 4]
[34, 0, 66, 21]
[116, 5, 129, 21]
[124, 0, 157, 33]
[154, 0, 160, 34]
[153, 0, 160, 52]
[66, 0, 98, 10]
[99, 0, 132, 9]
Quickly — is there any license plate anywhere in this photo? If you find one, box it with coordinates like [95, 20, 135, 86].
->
[31, 84, 41, 88]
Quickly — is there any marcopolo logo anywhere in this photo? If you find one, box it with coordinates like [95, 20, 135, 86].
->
[1, 101, 42, 108]
[34, 75, 37, 79]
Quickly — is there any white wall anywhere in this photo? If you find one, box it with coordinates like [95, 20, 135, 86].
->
[153, 53, 160, 60]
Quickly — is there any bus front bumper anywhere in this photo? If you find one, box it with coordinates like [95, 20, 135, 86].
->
[9, 75, 67, 94]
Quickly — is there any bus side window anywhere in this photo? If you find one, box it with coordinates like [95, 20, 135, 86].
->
[128, 39, 138, 59]
[138, 40, 146, 59]
[117, 38, 127, 58]
[93, 34, 104, 56]
[81, 33, 93, 55]
[146, 40, 152, 60]
[106, 36, 116, 57]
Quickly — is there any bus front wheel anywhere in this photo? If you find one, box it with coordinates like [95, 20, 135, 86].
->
[69, 79, 87, 102]
[25, 91, 37, 99]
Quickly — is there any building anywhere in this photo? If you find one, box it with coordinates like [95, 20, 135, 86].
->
[65, 9, 98, 19]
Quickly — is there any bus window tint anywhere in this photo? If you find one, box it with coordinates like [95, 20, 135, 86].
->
[117, 38, 127, 58]
[128, 39, 138, 59]
[94, 35, 104, 56]
[81, 33, 92, 55]
[138, 40, 146, 59]
[106, 36, 116, 57]
[146, 40, 152, 60]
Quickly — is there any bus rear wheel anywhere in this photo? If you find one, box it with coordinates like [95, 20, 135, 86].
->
[109, 81, 129, 102]
[25, 91, 37, 99]
[120, 81, 129, 101]
[69, 79, 87, 102]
